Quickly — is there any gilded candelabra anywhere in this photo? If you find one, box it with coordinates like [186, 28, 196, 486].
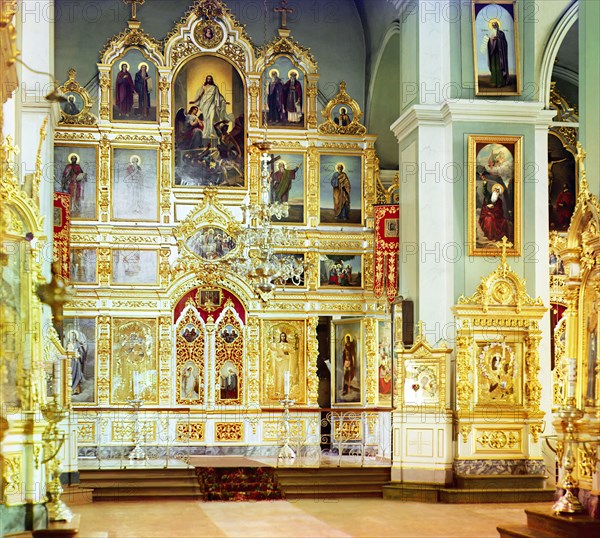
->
[553, 358, 584, 514]
[229, 140, 305, 301]
[128, 398, 147, 461]
[41, 400, 72, 522]
[278, 396, 296, 460]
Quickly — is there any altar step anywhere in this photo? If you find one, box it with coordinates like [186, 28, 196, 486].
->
[79, 468, 203, 500]
[79, 466, 391, 500]
[497, 507, 600, 537]
[383, 474, 555, 504]
[276, 467, 391, 498]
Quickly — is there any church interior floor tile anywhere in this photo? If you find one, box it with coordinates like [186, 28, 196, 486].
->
[74, 498, 548, 537]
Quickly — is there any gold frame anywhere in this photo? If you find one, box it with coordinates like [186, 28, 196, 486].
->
[262, 151, 307, 226]
[110, 47, 159, 124]
[471, 0, 521, 96]
[110, 317, 159, 405]
[318, 152, 365, 227]
[318, 253, 363, 289]
[54, 143, 99, 221]
[260, 319, 307, 405]
[63, 316, 98, 407]
[170, 52, 248, 190]
[467, 134, 522, 256]
[110, 146, 160, 223]
[111, 248, 159, 286]
[69, 247, 98, 285]
[260, 54, 308, 130]
[331, 318, 364, 407]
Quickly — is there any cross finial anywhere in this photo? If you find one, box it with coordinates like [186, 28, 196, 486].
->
[274, 0, 293, 30]
[123, 0, 145, 21]
[496, 236, 513, 265]
[417, 320, 425, 340]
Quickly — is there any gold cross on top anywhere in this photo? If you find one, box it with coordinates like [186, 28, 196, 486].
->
[123, 0, 145, 20]
[274, 0, 293, 29]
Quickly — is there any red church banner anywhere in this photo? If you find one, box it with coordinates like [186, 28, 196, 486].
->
[374, 204, 399, 302]
[53, 192, 71, 280]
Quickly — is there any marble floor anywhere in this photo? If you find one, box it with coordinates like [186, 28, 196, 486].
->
[75, 498, 546, 537]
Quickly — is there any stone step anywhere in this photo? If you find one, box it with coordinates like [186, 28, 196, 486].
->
[93, 486, 202, 498]
[80, 469, 195, 480]
[285, 488, 383, 499]
[61, 486, 94, 505]
[454, 474, 547, 490]
[440, 488, 555, 504]
[496, 524, 555, 538]
[525, 508, 600, 538]
[82, 479, 201, 488]
[382, 483, 441, 503]
[383, 483, 555, 504]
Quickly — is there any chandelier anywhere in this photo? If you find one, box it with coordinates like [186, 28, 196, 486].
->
[229, 141, 306, 301]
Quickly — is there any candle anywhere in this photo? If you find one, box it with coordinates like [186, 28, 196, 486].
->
[284, 371, 290, 396]
[567, 357, 577, 399]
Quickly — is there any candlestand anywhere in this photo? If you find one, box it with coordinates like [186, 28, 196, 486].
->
[278, 396, 296, 460]
[128, 398, 147, 461]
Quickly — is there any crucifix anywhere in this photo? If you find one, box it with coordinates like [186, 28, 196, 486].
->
[274, 0, 293, 29]
[123, 0, 145, 21]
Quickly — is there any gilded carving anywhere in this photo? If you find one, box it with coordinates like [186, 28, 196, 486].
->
[263, 420, 304, 441]
[577, 445, 597, 479]
[215, 422, 243, 442]
[2, 453, 22, 502]
[176, 422, 205, 442]
[112, 421, 156, 443]
[365, 318, 378, 405]
[476, 430, 521, 450]
[77, 422, 96, 444]
[459, 424, 472, 443]
[333, 420, 361, 441]
[307, 317, 319, 404]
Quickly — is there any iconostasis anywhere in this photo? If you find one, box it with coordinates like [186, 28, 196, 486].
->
[54, 0, 391, 458]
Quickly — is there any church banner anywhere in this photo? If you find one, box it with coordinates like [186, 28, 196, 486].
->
[374, 204, 399, 302]
[53, 192, 71, 279]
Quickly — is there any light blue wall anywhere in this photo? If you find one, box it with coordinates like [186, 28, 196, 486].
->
[53, 0, 367, 109]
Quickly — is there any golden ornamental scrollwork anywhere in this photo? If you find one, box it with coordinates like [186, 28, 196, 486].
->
[529, 423, 544, 443]
[258, 34, 317, 71]
[318, 81, 366, 136]
[365, 318, 378, 405]
[54, 132, 97, 141]
[169, 41, 201, 66]
[306, 317, 319, 404]
[245, 316, 260, 406]
[215, 422, 243, 442]
[457, 238, 543, 313]
[524, 334, 542, 413]
[176, 422, 205, 442]
[77, 422, 96, 444]
[577, 445, 597, 480]
[459, 424, 471, 443]
[99, 21, 164, 67]
[217, 42, 246, 70]
[476, 430, 521, 450]
[57, 68, 97, 126]
[333, 419, 362, 442]
[455, 334, 474, 409]
[114, 134, 158, 143]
